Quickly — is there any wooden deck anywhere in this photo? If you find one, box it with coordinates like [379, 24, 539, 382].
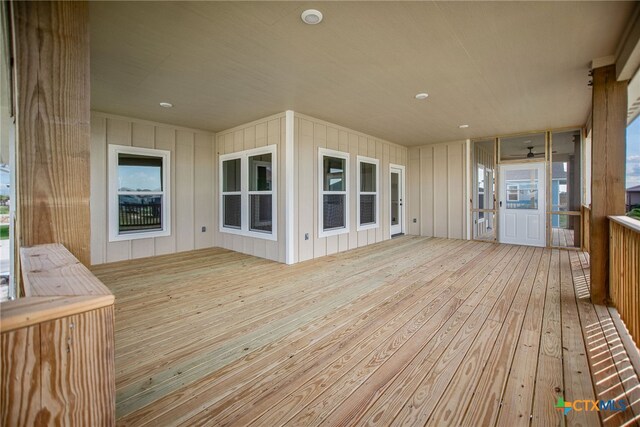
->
[552, 227, 577, 248]
[91, 236, 640, 426]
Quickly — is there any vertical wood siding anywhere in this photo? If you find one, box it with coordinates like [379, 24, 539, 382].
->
[90, 112, 215, 265]
[213, 113, 287, 263]
[293, 113, 407, 263]
[407, 140, 468, 239]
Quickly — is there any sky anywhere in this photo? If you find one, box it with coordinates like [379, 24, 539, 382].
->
[118, 165, 162, 192]
[627, 118, 640, 189]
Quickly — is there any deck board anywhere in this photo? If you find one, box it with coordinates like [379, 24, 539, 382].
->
[91, 236, 640, 426]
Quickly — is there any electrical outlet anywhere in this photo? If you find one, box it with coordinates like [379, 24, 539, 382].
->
[201, 226, 206, 232]
[305, 233, 309, 240]
[413, 218, 417, 223]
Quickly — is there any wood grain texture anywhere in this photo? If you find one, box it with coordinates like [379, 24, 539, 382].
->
[21, 244, 112, 297]
[1, 325, 42, 426]
[590, 64, 627, 304]
[13, 1, 91, 266]
[40, 307, 116, 426]
[1, 244, 114, 332]
[609, 217, 640, 349]
[87, 237, 636, 426]
[1, 242, 116, 425]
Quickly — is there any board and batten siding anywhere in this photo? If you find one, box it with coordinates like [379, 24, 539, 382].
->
[90, 112, 215, 265]
[407, 140, 468, 239]
[293, 113, 407, 263]
[213, 113, 287, 263]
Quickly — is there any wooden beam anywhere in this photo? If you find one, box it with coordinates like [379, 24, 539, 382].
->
[590, 64, 627, 304]
[12, 1, 91, 266]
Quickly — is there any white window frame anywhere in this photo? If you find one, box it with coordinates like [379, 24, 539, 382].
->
[507, 184, 520, 202]
[319, 148, 350, 238]
[108, 144, 171, 242]
[356, 155, 380, 231]
[219, 144, 277, 241]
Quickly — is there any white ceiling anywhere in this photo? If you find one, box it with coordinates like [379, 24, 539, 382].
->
[90, 1, 635, 146]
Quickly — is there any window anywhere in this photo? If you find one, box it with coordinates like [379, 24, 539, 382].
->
[505, 169, 539, 210]
[219, 145, 276, 240]
[319, 148, 349, 237]
[478, 165, 485, 220]
[357, 156, 379, 230]
[109, 145, 170, 241]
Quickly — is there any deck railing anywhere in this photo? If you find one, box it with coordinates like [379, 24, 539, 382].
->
[119, 202, 162, 230]
[582, 205, 591, 252]
[609, 215, 640, 347]
[1, 244, 116, 425]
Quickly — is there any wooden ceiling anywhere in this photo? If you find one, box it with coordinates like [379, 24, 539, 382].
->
[90, 1, 634, 146]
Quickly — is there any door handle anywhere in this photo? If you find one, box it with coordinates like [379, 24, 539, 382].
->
[500, 201, 503, 207]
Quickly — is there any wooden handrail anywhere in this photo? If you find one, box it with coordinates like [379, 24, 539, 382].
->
[1, 244, 115, 332]
[1, 244, 116, 425]
[609, 215, 640, 348]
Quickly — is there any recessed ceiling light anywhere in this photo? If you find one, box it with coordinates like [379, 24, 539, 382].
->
[159, 102, 173, 108]
[301, 9, 323, 25]
[415, 93, 429, 100]
[459, 124, 469, 129]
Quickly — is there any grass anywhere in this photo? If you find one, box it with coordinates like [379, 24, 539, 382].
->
[0, 206, 7, 215]
[0, 225, 7, 240]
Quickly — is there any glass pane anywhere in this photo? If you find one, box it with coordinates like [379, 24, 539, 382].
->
[505, 169, 539, 210]
[551, 130, 581, 212]
[223, 158, 241, 192]
[323, 194, 345, 230]
[551, 214, 581, 248]
[360, 194, 376, 225]
[118, 154, 162, 192]
[250, 194, 272, 233]
[118, 195, 162, 233]
[249, 153, 272, 191]
[324, 156, 345, 192]
[360, 162, 376, 192]
[473, 211, 496, 241]
[500, 133, 546, 162]
[391, 172, 399, 225]
[473, 140, 495, 210]
[223, 194, 241, 229]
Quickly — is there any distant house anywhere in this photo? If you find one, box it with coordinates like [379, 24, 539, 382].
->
[627, 184, 640, 211]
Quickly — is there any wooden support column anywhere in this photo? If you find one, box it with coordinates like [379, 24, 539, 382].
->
[590, 64, 627, 304]
[12, 1, 91, 266]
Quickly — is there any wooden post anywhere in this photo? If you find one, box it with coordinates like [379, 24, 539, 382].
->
[12, 1, 91, 266]
[590, 64, 627, 304]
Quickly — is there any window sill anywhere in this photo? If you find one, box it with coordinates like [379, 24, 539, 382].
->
[319, 227, 349, 239]
[109, 228, 171, 242]
[219, 226, 277, 241]
[357, 223, 379, 232]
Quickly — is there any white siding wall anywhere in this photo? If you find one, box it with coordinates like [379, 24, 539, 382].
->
[213, 113, 287, 263]
[407, 140, 468, 239]
[293, 113, 408, 263]
[90, 112, 215, 265]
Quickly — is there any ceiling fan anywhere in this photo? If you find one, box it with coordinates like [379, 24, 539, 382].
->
[504, 146, 555, 159]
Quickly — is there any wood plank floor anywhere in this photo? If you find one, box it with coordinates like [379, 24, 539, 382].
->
[91, 236, 640, 426]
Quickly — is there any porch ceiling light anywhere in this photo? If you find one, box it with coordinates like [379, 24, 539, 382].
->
[415, 93, 429, 100]
[301, 9, 323, 25]
[459, 124, 469, 129]
[159, 102, 173, 108]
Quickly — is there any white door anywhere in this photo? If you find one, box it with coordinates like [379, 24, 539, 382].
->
[390, 165, 404, 236]
[499, 162, 546, 247]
